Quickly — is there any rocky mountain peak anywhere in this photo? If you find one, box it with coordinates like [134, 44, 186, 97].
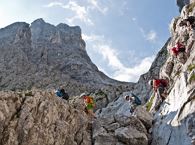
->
[0, 19, 133, 96]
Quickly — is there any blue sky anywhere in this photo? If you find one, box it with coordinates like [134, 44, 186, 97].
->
[0, 0, 179, 82]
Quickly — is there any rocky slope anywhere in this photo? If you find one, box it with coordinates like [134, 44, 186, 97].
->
[0, 1, 195, 145]
[91, 2, 195, 145]
[0, 19, 133, 96]
[151, 2, 195, 145]
[0, 90, 92, 145]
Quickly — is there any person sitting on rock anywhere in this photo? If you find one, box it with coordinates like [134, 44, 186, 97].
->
[125, 93, 142, 113]
[148, 79, 168, 110]
[170, 41, 187, 64]
[55, 88, 69, 101]
[81, 93, 96, 118]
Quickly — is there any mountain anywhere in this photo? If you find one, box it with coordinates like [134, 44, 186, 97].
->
[0, 18, 133, 96]
[0, 1, 194, 145]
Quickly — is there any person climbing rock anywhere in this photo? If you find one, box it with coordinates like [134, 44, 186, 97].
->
[125, 93, 142, 113]
[148, 79, 169, 111]
[81, 93, 96, 118]
[185, 16, 195, 28]
[55, 88, 69, 101]
[170, 41, 187, 64]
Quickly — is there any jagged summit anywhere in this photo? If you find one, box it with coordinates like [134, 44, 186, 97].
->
[31, 18, 45, 24]
[0, 19, 133, 96]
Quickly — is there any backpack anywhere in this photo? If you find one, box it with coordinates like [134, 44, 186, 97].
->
[171, 47, 179, 56]
[154, 79, 168, 88]
[60, 89, 69, 100]
[131, 93, 142, 105]
[159, 79, 168, 88]
[56, 89, 69, 100]
[56, 89, 63, 97]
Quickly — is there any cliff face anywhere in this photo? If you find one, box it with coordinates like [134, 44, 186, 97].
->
[0, 19, 133, 96]
[151, 2, 195, 144]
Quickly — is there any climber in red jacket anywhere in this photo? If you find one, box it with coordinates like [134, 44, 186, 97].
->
[170, 41, 186, 64]
[148, 79, 168, 101]
[148, 79, 169, 111]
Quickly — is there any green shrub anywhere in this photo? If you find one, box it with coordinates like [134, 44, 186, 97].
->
[146, 95, 155, 112]
[189, 74, 195, 83]
[187, 64, 195, 72]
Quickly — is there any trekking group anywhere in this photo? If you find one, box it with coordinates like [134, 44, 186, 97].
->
[54, 16, 195, 118]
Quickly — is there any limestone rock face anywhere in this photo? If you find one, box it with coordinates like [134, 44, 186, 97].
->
[133, 40, 169, 103]
[0, 90, 92, 145]
[0, 19, 133, 96]
[150, 4, 195, 145]
[93, 97, 152, 145]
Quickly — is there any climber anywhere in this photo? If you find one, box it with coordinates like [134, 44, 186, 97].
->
[185, 16, 195, 28]
[125, 93, 142, 113]
[81, 93, 96, 118]
[148, 79, 168, 110]
[179, 16, 195, 28]
[55, 88, 69, 101]
[170, 41, 187, 64]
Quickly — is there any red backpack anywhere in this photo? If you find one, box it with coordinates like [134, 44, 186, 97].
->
[171, 47, 179, 56]
[153, 79, 168, 88]
[159, 79, 168, 87]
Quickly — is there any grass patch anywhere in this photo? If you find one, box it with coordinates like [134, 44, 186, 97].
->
[188, 2, 195, 13]
[187, 64, 195, 72]
[189, 74, 195, 83]
[146, 95, 155, 112]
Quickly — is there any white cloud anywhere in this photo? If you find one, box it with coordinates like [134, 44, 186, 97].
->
[44, 1, 93, 25]
[113, 56, 155, 82]
[146, 30, 157, 42]
[83, 33, 155, 82]
[97, 44, 124, 70]
[82, 34, 104, 41]
[87, 0, 108, 14]
[44, 2, 64, 8]
[139, 28, 157, 43]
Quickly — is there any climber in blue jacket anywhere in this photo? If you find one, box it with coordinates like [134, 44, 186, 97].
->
[125, 93, 142, 113]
